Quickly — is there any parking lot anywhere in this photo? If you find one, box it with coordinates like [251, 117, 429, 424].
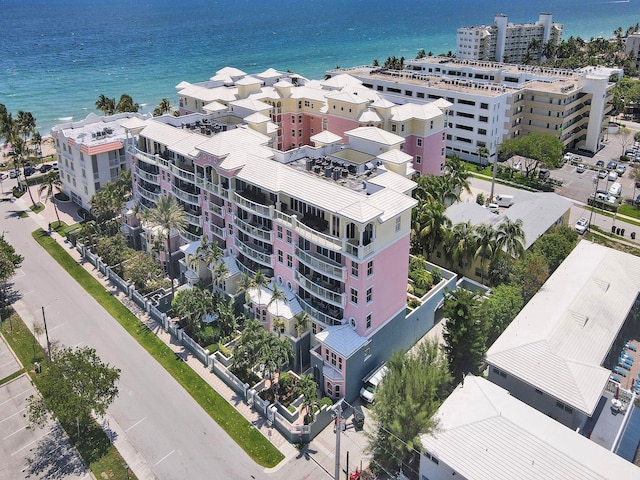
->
[0, 374, 89, 480]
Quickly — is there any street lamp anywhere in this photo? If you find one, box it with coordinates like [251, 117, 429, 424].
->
[489, 136, 501, 202]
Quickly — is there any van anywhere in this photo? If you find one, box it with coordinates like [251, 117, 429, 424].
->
[609, 182, 622, 197]
[493, 194, 514, 207]
[359, 364, 388, 404]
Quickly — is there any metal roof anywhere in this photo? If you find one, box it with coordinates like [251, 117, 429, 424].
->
[345, 126, 405, 146]
[486, 241, 640, 414]
[315, 324, 367, 358]
[420, 375, 640, 480]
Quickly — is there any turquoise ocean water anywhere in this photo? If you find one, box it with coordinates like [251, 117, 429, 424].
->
[1, 0, 639, 134]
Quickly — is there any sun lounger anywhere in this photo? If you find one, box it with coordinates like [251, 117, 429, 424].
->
[611, 374, 622, 383]
[619, 361, 632, 371]
[622, 351, 635, 361]
[626, 342, 637, 352]
[615, 366, 628, 377]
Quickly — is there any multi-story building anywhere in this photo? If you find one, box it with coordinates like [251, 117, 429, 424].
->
[625, 33, 640, 71]
[51, 112, 150, 209]
[456, 13, 563, 63]
[329, 58, 613, 163]
[120, 69, 457, 401]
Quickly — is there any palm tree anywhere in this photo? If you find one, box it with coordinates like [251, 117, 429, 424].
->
[252, 269, 269, 313]
[413, 201, 451, 260]
[268, 284, 287, 336]
[473, 224, 495, 284]
[144, 195, 187, 297]
[116, 94, 140, 113]
[294, 311, 310, 337]
[153, 98, 172, 117]
[476, 146, 489, 166]
[296, 374, 319, 422]
[95, 94, 116, 115]
[15, 110, 36, 143]
[31, 131, 42, 159]
[542, 40, 557, 61]
[9, 137, 37, 206]
[37, 172, 62, 226]
[237, 273, 255, 306]
[451, 221, 476, 275]
[444, 155, 471, 198]
[495, 217, 526, 260]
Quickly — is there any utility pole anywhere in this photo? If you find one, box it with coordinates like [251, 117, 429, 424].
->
[489, 136, 500, 202]
[41, 306, 52, 362]
[334, 402, 342, 480]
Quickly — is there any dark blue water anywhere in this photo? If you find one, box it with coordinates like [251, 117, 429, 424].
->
[1, 0, 638, 133]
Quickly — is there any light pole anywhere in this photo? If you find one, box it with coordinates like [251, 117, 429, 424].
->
[489, 137, 501, 202]
[588, 175, 599, 232]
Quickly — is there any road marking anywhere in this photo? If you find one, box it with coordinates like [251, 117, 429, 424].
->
[125, 416, 146, 432]
[12, 269, 26, 278]
[0, 406, 26, 424]
[10, 428, 52, 456]
[48, 323, 65, 332]
[3, 425, 27, 440]
[0, 386, 35, 406]
[154, 449, 175, 466]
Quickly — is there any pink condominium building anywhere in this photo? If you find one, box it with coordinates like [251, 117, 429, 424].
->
[118, 67, 454, 401]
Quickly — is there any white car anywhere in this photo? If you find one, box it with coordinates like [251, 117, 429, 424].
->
[9, 169, 17, 178]
[0, 172, 7, 180]
[576, 164, 586, 173]
[608, 171, 618, 182]
[575, 217, 589, 235]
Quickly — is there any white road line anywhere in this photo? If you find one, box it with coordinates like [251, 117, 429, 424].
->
[154, 449, 175, 466]
[125, 416, 146, 432]
[3, 425, 27, 440]
[48, 323, 65, 332]
[10, 428, 52, 456]
[0, 386, 35, 406]
[0, 406, 27, 424]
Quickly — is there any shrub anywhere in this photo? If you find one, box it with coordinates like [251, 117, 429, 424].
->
[319, 397, 333, 408]
[476, 193, 485, 205]
[279, 371, 292, 391]
[431, 268, 443, 284]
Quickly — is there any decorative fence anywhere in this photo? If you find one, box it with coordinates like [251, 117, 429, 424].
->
[77, 242, 335, 443]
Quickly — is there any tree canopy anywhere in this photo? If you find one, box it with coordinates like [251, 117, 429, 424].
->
[482, 284, 523, 346]
[499, 132, 564, 178]
[368, 340, 451, 477]
[26, 346, 120, 432]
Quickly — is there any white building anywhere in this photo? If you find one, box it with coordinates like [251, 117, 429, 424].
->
[625, 33, 640, 71]
[486, 241, 640, 431]
[457, 13, 563, 63]
[51, 112, 150, 209]
[419, 375, 640, 480]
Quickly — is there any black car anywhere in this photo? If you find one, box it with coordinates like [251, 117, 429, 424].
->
[607, 160, 618, 170]
[40, 164, 52, 173]
[596, 160, 605, 168]
[23, 165, 35, 176]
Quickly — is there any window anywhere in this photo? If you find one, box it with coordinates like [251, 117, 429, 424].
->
[291, 130, 295, 137]
[364, 341, 371, 357]
[278, 250, 283, 263]
[366, 287, 372, 303]
[351, 262, 359, 278]
[366, 314, 372, 329]
[367, 260, 373, 276]
[416, 155, 422, 164]
[395, 217, 401, 232]
[416, 138, 423, 147]
[350, 288, 358, 304]
[326, 381, 332, 396]
[312, 322, 317, 334]
[291, 116, 295, 123]
[287, 254, 293, 268]
[277, 225, 283, 239]
[298, 115, 303, 123]
[479, 116, 488, 123]
[480, 102, 489, 109]
[286, 230, 292, 244]
[298, 129, 302, 137]
[391, 124, 397, 132]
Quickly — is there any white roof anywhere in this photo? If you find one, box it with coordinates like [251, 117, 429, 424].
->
[179, 240, 201, 257]
[486, 241, 640, 415]
[243, 112, 271, 124]
[230, 97, 273, 112]
[325, 90, 371, 105]
[235, 75, 262, 86]
[431, 98, 453, 110]
[367, 169, 416, 195]
[357, 109, 382, 123]
[120, 116, 149, 130]
[247, 285, 301, 318]
[175, 81, 191, 90]
[315, 324, 367, 357]
[213, 66, 246, 79]
[202, 101, 228, 113]
[196, 127, 271, 158]
[345, 126, 404, 146]
[256, 68, 282, 79]
[371, 98, 395, 109]
[377, 149, 413, 165]
[420, 375, 640, 480]
[390, 102, 444, 122]
[320, 74, 363, 89]
[310, 130, 343, 144]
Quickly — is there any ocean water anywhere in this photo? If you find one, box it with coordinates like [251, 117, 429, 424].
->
[1, 0, 639, 134]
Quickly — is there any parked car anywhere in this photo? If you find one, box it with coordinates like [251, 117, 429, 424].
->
[0, 172, 7, 180]
[562, 153, 572, 164]
[9, 169, 17, 178]
[576, 164, 586, 173]
[616, 165, 626, 175]
[23, 165, 35, 176]
[573, 155, 581, 162]
[575, 217, 589, 235]
[598, 169, 608, 179]
[635, 195, 640, 206]
[607, 160, 618, 170]
[360, 364, 388, 404]
[39, 163, 52, 173]
[596, 160, 605, 168]
[608, 171, 618, 182]
[52, 162, 58, 171]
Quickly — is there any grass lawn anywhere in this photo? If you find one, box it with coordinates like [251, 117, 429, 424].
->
[30, 202, 45, 214]
[0, 310, 135, 480]
[586, 206, 640, 228]
[588, 227, 640, 256]
[17, 210, 28, 218]
[619, 205, 640, 221]
[32, 229, 284, 468]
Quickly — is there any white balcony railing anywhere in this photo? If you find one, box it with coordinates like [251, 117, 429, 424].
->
[171, 185, 200, 205]
[234, 217, 272, 242]
[210, 223, 226, 240]
[298, 296, 342, 328]
[137, 184, 159, 203]
[234, 192, 272, 218]
[135, 164, 159, 184]
[295, 272, 344, 306]
[184, 211, 201, 226]
[209, 202, 223, 216]
[294, 247, 345, 281]
[234, 238, 273, 266]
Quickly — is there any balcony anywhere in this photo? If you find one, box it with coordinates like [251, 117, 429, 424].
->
[209, 202, 223, 216]
[295, 247, 345, 281]
[296, 272, 344, 307]
[295, 220, 342, 252]
[234, 238, 273, 267]
[234, 192, 272, 218]
[234, 217, 272, 243]
[137, 183, 160, 203]
[128, 145, 159, 165]
[184, 211, 201, 226]
[298, 296, 343, 327]
[135, 164, 159, 184]
[170, 164, 196, 183]
[181, 230, 200, 243]
[210, 223, 226, 240]
[171, 184, 200, 205]
[345, 240, 376, 260]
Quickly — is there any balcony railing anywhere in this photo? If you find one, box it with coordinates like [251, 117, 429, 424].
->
[129, 145, 158, 165]
[295, 221, 342, 251]
[295, 247, 345, 281]
[209, 202, 224, 216]
[273, 209, 294, 229]
[295, 272, 344, 306]
[298, 296, 343, 327]
[234, 217, 272, 242]
[184, 211, 201, 226]
[137, 183, 159, 203]
[234, 239, 273, 266]
[170, 164, 196, 183]
[234, 192, 272, 218]
[135, 165, 159, 184]
[345, 241, 376, 260]
[181, 230, 200, 243]
[171, 185, 200, 205]
[210, 223, 226, 240]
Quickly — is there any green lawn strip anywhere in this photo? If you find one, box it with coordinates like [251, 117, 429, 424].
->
[588, 228, 640, 256]
[619, 205, 640, 221]
[17, 210, 28, 218]
[585, 206, 640, 228]
[31, 229, 284, 468]
[0, 312, 134, 480]
[30, 202, 45, 214]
